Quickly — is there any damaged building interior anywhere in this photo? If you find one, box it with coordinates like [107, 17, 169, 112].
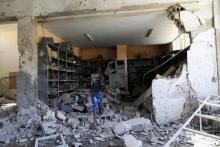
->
[0, 0, 220, 147]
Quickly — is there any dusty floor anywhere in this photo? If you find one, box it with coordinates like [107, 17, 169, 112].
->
[0, 100, 186, 147]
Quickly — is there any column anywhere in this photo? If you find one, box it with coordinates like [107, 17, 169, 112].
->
[17, 16, 38, 108]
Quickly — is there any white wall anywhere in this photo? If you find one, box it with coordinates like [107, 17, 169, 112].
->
[0, 23, 19, 78]
[188, 28, 218, 98]
[152, 28, 218, 124]
[152, 65, 190, 124]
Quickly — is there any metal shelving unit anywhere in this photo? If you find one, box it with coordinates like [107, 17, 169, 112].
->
[38, 38, 80, 107]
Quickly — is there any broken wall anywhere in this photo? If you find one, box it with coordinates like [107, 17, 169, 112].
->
[152, 28, 218, 124]
[152, 65, 190, 124]
[187, 28, 218, 98]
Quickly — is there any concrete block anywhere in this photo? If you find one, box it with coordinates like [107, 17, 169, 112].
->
[67, 118, 80, 129]
[56, 111, 66, 121]
[113, 122, 131, 135]
[113, 117, 152, 135]
[43, 110, 56, 121]
[41, 121, 57, 135]
[124, 117, 152, 132]
[122, 134, 142, 147]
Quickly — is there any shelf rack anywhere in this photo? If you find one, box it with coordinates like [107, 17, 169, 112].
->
[38, 38, 80, 107]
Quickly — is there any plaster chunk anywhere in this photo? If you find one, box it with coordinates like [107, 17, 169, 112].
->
[122, 134, 142, 147]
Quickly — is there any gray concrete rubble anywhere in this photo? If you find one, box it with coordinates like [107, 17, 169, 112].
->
[0, 99, 185, 146]
[113, 117, 152, 135]
[122, 134, 142, 147]
[56, 111, 66, 121]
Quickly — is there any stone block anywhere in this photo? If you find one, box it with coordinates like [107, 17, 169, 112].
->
[122, 134, 142, 147]
[56, 111, 66, 121]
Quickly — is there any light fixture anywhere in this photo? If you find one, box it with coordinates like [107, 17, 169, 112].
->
[146, 29, 153, 37]
[84, 33, 94, 42]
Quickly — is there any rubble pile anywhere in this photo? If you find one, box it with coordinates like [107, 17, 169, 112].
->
[0, 98, 186, 146]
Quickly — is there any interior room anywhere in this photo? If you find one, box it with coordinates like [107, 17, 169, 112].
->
[36, 13, 186, 113]
[0, 0, 219, 147]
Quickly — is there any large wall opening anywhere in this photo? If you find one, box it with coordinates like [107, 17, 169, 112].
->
[0, 22, 18, 105]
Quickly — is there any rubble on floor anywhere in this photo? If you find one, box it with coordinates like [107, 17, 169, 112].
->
[0, 98, 187, 146]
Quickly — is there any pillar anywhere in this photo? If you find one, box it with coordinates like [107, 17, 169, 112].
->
[117, 45, 128, 96]
[16, 16, 38, 108]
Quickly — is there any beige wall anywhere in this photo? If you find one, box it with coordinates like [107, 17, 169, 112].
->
[0, 23, 19, 78]
[80, 47, 116, 60]
[79, 44, 169, 60]
[37, 23, 64, 43]
[127, 44, 170, 59]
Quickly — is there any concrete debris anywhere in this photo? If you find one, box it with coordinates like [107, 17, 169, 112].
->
[35, 134, 68, 147]
[41, 121, 58, 135]
[94, 136, 105, 141]
[113, 117, 152, 135]
[124, 117, 152, 132]
[113, 122, 131, 135]
[67, 118, 80, 129]
[18, 138, 27, 143]
[72, 103, 84, 112]
[56, 111, 66, 121]
[73, 142, 82, 147]
[149, 133, 159, 144]
[122, 134, 142, 147]
[0, 98, 186, 146]
[43, 109, 57, 121]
